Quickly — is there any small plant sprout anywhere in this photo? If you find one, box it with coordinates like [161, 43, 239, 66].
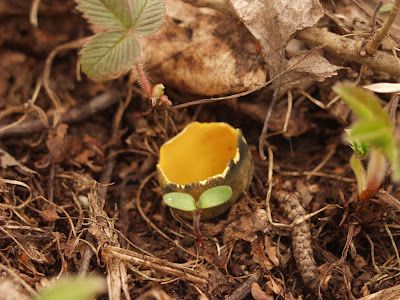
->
[163, 185, 233, 246]
[35, 276, 105, 300]
[75, 0, 171, 106]
[334, 84, 400, 200]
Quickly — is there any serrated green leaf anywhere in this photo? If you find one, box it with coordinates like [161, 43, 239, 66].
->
[35, 276, 105, 300]
[131, 0, 165, 35]
[163, 192, 197, 211]
[75, 0, 135, 30]
[199, 186, 232, 209]
[334, 84, 387, 122]
[80, 31, 141, 79]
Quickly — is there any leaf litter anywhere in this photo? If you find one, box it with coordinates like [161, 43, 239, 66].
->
[1, 0, 400, 299]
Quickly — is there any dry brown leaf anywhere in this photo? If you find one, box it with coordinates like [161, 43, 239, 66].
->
[24, 242, 48, 264]
[230, 0, 340, 92]
[264, 236, 279, 267]
[140, 0, 266, 96]
[251, 238, 275, 270]
[35, 124, 83, 168]
[264, 275, 284, 295]
[223, 208, 269, 244]
[0, 149, 37, 175]
[277, 51, 342, 92]
[296, 180, 313, 207]
[251, 282, 273, 300]
[41, 209, 60, 222]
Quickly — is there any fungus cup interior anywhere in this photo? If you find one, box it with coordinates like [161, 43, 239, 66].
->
[159, 122, 238, 185]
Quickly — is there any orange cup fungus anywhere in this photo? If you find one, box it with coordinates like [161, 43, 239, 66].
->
[157, 122, 253, 220]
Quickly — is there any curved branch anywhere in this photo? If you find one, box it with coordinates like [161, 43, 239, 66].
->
[296, 27, 400, 77]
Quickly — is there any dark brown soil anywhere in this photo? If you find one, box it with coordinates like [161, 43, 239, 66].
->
[1, 1, 400, 300]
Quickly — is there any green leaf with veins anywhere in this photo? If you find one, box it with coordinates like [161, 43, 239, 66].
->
[163, 192, 197, 211]
[131, 0, 165, 35]
[199, 186, 232, 209]
[80, 31, 141, 79]
[76, 0, 165, 79]
[75, 0, 136, 30]
[75, 0, 165, 32]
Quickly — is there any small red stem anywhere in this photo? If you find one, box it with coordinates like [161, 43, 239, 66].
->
[193, 209, 203, 247]
[135, 61, 152, 98]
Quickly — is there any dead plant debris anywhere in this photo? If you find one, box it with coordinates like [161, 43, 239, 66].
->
[1, 0, 400, 299]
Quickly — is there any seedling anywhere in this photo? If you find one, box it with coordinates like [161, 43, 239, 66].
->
[334, 84, 400, 200]
[75, 0, 171, 106]
[35, 276, 105, 300]
[163, 185, 233, 246]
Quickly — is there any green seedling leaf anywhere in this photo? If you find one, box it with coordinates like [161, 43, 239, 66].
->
[80, 31, 141, 79]
[349, 154, 366, 193]
[35, 276, 105, 300]
[334, 84, 387, 121]
[393, 139, 400, 180]
[131, 0, 166, 35]
[199, 185, 232, 209]
[75, 0, 135, 30]
[163, 192, 197, 211]
[380, 3, 394, 14]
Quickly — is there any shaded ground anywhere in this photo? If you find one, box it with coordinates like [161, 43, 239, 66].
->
[1, 1, 400, 300]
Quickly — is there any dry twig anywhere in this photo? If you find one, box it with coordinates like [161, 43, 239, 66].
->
[296, 27, 400, 76]
[104, 245, 208, 285]
[0, 93, 118, 139]
[364, 0, 400, 55]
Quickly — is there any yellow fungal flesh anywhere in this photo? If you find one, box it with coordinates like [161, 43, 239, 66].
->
[159, 122, 237, 185]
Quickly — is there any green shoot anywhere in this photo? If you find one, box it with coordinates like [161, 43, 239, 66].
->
[334, 84, 400, 199]
[163, 185, 233, 247]
[34, 276, 105, 300]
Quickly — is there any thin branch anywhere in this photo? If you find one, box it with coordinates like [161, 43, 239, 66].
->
[296, 27, 400, 76]
[225, 270, 262, 300]
[364, 0, 400, 55]
[104, 246, 208, 285]
[0, 93, 118, 139]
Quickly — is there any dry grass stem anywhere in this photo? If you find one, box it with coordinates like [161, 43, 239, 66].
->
[104, 246, 208, 285]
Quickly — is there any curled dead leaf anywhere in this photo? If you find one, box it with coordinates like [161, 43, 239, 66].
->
[140, 0, 266, 96]
[41, 209, 60, 222]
